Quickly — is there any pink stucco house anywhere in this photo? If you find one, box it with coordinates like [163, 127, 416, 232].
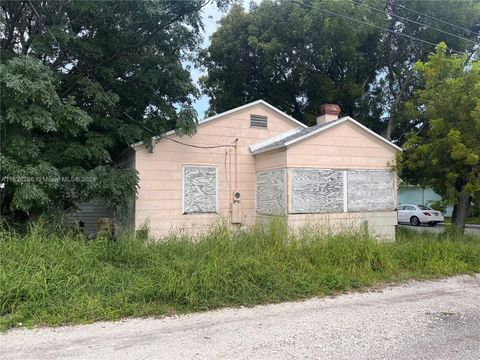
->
[117, 100, 401, 240]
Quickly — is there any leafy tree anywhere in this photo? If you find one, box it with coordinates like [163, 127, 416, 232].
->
[398, 43, 480, 231]
[0, 56, 138, 218]
[200, 0, 480, 135]
[0, 0, 227, 219]
[200, 0, 384, 125]
[379, 0, 480, 140]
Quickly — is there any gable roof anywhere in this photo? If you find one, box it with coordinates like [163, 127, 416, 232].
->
[197, 99, 307, 128]
[250, 116, 402, 155]
[131, 100, 307, 149]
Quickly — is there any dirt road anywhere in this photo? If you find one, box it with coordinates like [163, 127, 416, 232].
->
[1, 275, 479, 360]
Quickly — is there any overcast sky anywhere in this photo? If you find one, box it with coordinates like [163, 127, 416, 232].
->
[189, 2, 225, 118]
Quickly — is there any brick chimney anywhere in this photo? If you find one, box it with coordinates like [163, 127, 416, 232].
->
[316, 104, 341, 125]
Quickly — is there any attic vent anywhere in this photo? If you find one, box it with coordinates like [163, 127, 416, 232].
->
[250, 115, 268, 128]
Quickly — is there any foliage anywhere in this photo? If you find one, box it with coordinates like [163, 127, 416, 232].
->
[200, 0, 384, 125]
[0, 0, 228, 217]
[0, 56, 138, 216]
[1, 223, 479, 331]
[398, 43, 480, 230]
[378, 0, 480, 139]
[200, 0, 480, 136]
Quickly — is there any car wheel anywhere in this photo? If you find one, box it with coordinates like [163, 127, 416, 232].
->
[410, 216, 420, 226]
[427, 221, 437, 227]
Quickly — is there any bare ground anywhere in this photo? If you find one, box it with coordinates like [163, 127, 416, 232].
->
[1, 275, 479, 360]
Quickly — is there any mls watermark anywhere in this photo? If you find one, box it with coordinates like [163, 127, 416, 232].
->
[1, 176, 97, 184]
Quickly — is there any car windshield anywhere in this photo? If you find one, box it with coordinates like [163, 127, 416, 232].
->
[417, 205, 432, 210]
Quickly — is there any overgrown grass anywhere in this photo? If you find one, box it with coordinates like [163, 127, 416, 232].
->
[0, 222, 479, 331]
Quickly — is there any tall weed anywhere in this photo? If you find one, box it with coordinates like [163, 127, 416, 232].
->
[0, 223, 478, 330]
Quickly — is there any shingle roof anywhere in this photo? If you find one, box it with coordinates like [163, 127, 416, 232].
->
[250, 119, 342, 154]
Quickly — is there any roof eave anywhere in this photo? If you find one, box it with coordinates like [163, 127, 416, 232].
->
[343, 117, 403, 152]
[251, 144, 287, 155]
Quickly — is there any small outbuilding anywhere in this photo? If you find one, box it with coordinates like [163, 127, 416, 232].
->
[118, 100, 401, 240]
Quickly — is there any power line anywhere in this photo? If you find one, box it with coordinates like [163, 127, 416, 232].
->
[350, 0, 478, 46]
[290, 0, 465, 54]
[27, 0, 155, 135]
[163, 137, 237, 149]
[398, 3, 480, 38]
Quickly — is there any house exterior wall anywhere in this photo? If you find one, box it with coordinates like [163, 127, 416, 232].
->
[132, 106, 399, 241]
[254, 149, 287, 171]
[283, 122, 398, 241]
[285, 122, 396, 169]
[64, 202, 111, 236]
[284, 167, 397, 241]
[134, 104, 300, 238]
[287, 212, 397, 242]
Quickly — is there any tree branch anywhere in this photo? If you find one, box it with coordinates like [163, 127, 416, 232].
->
[99, 0, 211, 66]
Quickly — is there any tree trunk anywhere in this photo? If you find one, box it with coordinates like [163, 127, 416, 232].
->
[452, 192, 470, 233]
[385, 113, 395, 140]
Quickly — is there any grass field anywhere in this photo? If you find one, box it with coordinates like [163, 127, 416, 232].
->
[1, 222, 479, 331]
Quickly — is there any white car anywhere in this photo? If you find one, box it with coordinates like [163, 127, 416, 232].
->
[397, 204, 445, 226]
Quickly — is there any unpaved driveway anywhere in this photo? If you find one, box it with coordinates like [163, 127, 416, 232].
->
[1, 275, 479, 360]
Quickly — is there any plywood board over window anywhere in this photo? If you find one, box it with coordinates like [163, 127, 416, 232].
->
[347, 170, 394, 212]
[256, 169, 286, 215]
[183, 166, 217, 213]
[291, 169, 343, 213]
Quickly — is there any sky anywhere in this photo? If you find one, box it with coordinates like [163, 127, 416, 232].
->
[189, 2, 225, 119]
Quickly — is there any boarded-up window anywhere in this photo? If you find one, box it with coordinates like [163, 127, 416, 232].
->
[256, 169, 286, 215]
[183, 166, 217, 214]
[291, 169, 343, 213]
[347, 170, 394, 212]
[250, 115, 268, 128]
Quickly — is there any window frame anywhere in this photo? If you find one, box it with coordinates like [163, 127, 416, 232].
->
[182, 164, 219, 215]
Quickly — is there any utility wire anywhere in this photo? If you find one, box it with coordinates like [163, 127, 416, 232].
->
[163, 137, 237, 148]
[397, 3, 480, 38]
[350, 0, 478, 46]
[27, 0, 155, 135]
[290, 0, 465, 54]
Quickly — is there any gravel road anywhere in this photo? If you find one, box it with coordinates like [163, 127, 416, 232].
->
[1, 275, 479, 360]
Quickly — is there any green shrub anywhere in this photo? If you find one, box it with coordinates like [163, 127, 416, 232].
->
[0, 223, 479, 330]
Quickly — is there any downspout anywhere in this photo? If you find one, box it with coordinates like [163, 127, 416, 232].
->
[234, 139, 239, 194]
[229, 148, 232, 195]
[228, 148, 232, 214]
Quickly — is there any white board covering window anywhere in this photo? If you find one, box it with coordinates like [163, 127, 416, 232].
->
[290, 169, 344, 213]
[347, 170, 394, 212]
[183, 166, 217, 214]
[256, 169, 286, 215]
